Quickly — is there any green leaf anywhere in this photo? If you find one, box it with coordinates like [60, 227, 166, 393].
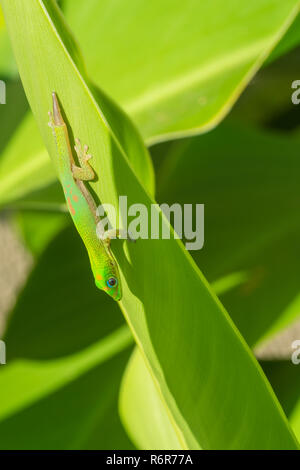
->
[0, 113, 55, 208]
[232, 46, 300, 130]
[0, 0, 154, 210]
[262, 360, 300, 443]
[0, 5, 17, 77]
[120, 347, 183, 450]
[0, 347, 135, 450]
[13, 210, 68, 257]
[1, 0, 298, 449]
[157, 122, 300, 346]
[0, 327, 131, 433]
[63, 0, 300, 143]
[0, 78, 28, 154]
[0, 225, 134, 449]
[266, 13, 300, 65]
[3, 226, 127, 360]
[1, 0, 299, 209]
[119, 269, 252, 450]
[4, 181, 66, 212]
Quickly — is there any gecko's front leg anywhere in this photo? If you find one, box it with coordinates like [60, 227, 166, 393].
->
[96, 223, 136, 247]
[73, 138, 95, 181]
[72, 134, 135, 244]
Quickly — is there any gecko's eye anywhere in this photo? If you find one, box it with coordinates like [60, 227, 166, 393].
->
[107, 277, 118, 288]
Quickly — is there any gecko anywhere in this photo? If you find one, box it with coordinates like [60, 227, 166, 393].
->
[48, 91, 130, 301]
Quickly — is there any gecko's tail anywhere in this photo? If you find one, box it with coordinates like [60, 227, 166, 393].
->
[52, 92, 64, 126]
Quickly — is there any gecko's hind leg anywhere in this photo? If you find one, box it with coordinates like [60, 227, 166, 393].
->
[105, 228, 136, 243]
[72, 138, 95, 181]
[96, 223, 136, 246]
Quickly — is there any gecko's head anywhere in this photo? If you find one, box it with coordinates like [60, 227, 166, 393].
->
[94, 266, 122, 301]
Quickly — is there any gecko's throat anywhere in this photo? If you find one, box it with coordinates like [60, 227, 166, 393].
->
[95, 277, 122, 301]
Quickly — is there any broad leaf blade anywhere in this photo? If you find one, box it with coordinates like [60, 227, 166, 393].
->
[1, 0, 299, 208]
[119, 348, 183, 450]
[0, 5, 17, 77]
[232, 47, 300, 131]
[0, 113, 55, 207]
[0, 348, 134, 450]
[1, 0, 298, 449]
[157, 122, 300, 346]
[262, 360, 300, 443]
[0, 226, 133, 449]
[266, 14, 300, 64]
[63, 0, 300, 143]
[119, 269, 255, 450]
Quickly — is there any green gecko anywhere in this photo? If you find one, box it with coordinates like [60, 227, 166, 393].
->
[48, 92, 129, 301]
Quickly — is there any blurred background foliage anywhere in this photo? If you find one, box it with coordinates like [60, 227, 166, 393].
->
[0, 0, 300, 449]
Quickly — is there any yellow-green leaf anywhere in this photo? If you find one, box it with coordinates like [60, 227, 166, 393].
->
[1, 0, 298, 449]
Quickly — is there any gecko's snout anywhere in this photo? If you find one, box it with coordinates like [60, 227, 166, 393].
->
[51, 91, 64, 126]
